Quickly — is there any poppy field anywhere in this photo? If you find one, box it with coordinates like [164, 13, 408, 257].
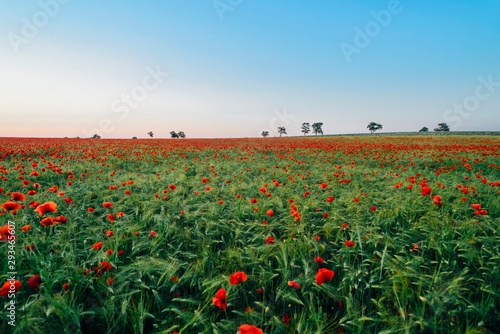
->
[0, 135, 499, 334]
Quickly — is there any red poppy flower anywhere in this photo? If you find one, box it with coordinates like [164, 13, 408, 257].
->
[341, 223, 349, 230]
[11, 192, 26, 201]
[250, 198, 257, 204]
[266, 209, 274, 217]
[171, 276, 179, 283]
[315, 256, 324, 264]
[354, 197, 360, 202]
[106, 278, 114, 286]
[34, 202, 57, 216]
[63, 283, 69, 292]
[239, 325, 263, 334]
[29, 201, 41, 208]
[2, 202, 20, 212]
[27, 190, 37, 195]
[229, 271, 248, 285]
[287, 281, 300, 289]
[92, 241, 103, 250]
[212, 288, 227, 311]
[265, 237, 275, 244]
[0, 225, 15, 241]
[107, 213, 115, 222]
[64, 198, 74, 204]
[22, 225, 31, 232]
[96, 261, 112, 274]
[0, 280, 21, 297]
[325, 197, 334, 202]
[370, 207, 377, 211]
[88, 207, 95, 212]
[149, 230, 156, 236]
[106, 249, 113, 257]
[323, 213, 328, 218]
[316, 268, 334, 285]
[103, 202, 113, 208]
[169, 185, 176, 190]
[118, 250, 124, 256]
[421, 187, 432, 196]
[106, 231, 113, 237]
[116, 211, 123, 217]
[28, 275, 43, 290]
[471, 204, 481, 210]
[51, 215, 65, 224]
[345, 241, 355, 247]
[25, 244, 35, 251]
[40, 217, 56, 227]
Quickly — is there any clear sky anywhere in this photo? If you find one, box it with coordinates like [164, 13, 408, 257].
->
[1, 0, 499, 138]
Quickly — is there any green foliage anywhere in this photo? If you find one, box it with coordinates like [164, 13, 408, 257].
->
[0, 136, 499, 333]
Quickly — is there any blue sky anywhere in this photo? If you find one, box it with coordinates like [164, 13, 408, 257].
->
[1, 0, 499, 138]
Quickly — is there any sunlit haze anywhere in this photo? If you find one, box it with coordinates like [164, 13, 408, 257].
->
[1, 1, 499, 138]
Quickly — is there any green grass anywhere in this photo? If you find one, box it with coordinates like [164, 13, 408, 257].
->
[0, 135, 499, 333]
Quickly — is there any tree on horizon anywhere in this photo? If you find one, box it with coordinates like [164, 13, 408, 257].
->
[419, 127, 429, 132]
[277, 126, 287, 137]
[147, 131, 154, 138]
[367, 122, 383, 133]
[312, 122, 323, 135]
[170, 131, 179, 138]
[261, 131, 269, 137]
[434, 123, 450, 132]
[178, 131, 186, 138]
[301, 123, 310, 136]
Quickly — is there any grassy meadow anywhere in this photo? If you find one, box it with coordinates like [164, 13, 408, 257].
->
[0, 135, 499, 334]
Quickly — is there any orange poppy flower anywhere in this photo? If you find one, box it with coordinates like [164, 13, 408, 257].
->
[40, 217, 56, 227]
[0, 280, 21, 297]
[1, 202, 20, 212]
[287, 281, 300, 289]
[11, 192, 26, 201]
[92, 241, 103, 250]
[239, 325, 263, 334]
[102, 202, 113, 208]
[34, 202, 57, 216]
[266, 209, 274, 217]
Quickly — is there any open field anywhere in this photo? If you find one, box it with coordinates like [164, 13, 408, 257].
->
[0, 136, 499, 334]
